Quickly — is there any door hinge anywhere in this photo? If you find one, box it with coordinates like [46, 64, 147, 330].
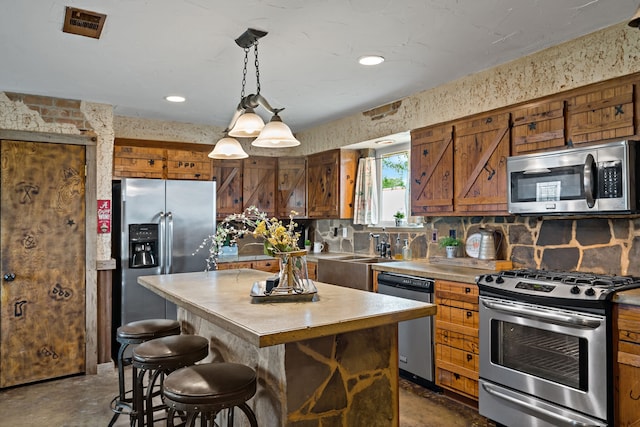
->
[84, 164, 87, 177]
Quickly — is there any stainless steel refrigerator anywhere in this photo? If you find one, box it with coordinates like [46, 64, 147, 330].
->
[111, 178, 216, 338]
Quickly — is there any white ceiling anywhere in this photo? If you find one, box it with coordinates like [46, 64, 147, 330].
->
[1, 1, 638, 134]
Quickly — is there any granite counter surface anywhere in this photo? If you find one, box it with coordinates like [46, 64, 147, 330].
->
[138, 269, 436, 348]
[613, 288, 640, 306]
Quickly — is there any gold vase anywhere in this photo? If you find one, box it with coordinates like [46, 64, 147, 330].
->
[274, 249, 309, 294]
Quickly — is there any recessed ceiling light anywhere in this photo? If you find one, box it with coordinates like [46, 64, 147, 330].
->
[165, 95, 186, 103]
[358, 55, 385, 66]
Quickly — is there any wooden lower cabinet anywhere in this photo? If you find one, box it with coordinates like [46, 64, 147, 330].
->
[307, 261, 317, 281]
[216, 259, 279, 273]
[615, 303, 640, 425]
[434, 279, 479, 400]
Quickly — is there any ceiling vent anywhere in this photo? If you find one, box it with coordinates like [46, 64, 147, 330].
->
[62, 7, 106, 39]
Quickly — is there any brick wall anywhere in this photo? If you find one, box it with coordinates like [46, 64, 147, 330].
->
[4, 92, 93, 131]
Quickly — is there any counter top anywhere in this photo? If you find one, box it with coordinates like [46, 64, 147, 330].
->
[613, 288, 640, 306]
[138, 270, 436, 348]
[371, 260, 494, 284]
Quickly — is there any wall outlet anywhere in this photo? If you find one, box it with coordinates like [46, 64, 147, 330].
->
[342, 227, 348, 238]
[431, 229, 438, 243]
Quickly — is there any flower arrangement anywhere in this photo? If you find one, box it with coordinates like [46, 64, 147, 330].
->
[195, 206, 301, 271]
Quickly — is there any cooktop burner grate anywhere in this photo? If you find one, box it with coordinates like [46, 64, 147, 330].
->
[498, 269, 640, 289]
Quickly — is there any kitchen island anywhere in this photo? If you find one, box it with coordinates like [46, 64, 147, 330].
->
[138, 269, 436, 426]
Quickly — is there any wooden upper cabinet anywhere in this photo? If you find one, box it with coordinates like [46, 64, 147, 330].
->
[113, 138, 213, 181]
[213, 158, 243, 218]
[166, 148, 213, 180]
[567, 82, 635, 146]
[113, 145, 165, 179]
[307, 149, 358, 219]
[277, 157, 307, 218]
[453, 112, 510, 214]
[511, 100, 566, 155]
[410, 125, 454, 215]
[243, 156, 277, 217]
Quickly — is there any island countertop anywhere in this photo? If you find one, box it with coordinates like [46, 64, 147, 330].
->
[138, 269, 436, 348]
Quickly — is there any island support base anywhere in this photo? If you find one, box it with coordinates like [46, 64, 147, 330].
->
[179, 308, 399, 426]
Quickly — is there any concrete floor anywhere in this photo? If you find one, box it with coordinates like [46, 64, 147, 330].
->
[0, 364, 494, 426]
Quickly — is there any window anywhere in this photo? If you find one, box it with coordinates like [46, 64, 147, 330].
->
[376, 142, 410, 226]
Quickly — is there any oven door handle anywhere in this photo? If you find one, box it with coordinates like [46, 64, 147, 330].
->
[481, 382, 604, 427]
[481, 299, 602, 329]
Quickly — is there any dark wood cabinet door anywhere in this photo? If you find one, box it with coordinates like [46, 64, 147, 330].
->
[213, 159, 243, 218]
[1, 140, 86, 388]
[277, 157, 307, 218]
[410, 125, 454, 215]
[243, 157, 277, 217]
[166, 148, 212, 180]
[113, 145, 165, 179]
[454, 112, 510, 214]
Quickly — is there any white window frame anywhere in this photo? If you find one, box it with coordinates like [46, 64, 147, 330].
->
[375, 142, 410, 227]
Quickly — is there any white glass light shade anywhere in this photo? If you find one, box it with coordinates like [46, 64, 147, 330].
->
[251, 115, 300, 147]
[208, 136, 248, 159]
[228, 109, 265, 138]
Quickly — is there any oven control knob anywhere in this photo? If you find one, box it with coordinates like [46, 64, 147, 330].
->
[484, 275, 494, 283]
[495, 276, 504, 284]
[570, 285, 581, 295]
[585, 288, 596, 296]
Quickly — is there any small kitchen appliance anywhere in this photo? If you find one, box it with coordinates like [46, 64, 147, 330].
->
[476, 269, 640, 426]
[507, 139, 640, 215]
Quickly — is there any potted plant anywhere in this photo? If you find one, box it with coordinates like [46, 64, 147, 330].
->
[304, 239, 312, 253]
[439, 236, 463, 258]
[393, 211, 405, 226]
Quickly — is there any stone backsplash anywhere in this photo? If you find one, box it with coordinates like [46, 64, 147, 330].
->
[312, 216, 640, 276]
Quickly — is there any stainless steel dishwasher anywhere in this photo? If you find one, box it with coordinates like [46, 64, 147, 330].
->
[377, 271, 435, 386]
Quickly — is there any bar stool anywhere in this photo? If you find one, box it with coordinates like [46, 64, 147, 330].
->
[132, 334, 210, 426]
[163, 362, 258, 427]
[109, 319, 181, 427]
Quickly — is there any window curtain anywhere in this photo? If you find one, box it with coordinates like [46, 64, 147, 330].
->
[353, 157, 378, 225]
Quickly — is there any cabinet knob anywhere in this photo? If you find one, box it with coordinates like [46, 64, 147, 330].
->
[466, 354, 473, 362]
[3, 273, 15, 282]
[466, 311, 473, 318]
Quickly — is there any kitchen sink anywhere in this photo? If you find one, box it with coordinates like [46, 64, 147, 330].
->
[317, 256, 396, 291]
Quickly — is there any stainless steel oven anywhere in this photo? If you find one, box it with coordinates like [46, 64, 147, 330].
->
[477, 269, 640, 427]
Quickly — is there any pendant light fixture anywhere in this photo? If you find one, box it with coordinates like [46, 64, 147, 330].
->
[222, 28, 300, 148]
[207, 134, 248, 159]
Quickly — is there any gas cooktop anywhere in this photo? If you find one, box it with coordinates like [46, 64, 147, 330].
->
[477, 268, 640, 302]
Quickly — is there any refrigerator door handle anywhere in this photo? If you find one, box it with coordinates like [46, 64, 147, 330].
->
[159, 212, 166, 274]
[166, 212, 173, 274]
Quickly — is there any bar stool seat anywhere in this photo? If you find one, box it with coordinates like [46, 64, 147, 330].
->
[109, 319, 181, 427]
[132, 335, 209, 426]
[163, 363, 258, 427]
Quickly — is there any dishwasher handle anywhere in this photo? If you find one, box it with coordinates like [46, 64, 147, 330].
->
[377, 272, 434, 293]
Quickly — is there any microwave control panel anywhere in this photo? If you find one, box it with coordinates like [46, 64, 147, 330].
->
[598, 160, 622, 199]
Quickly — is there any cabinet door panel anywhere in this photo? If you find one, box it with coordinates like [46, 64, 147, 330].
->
[454, 112, 510, 214]
[410, 125, 454, 215]
[166, 149, 212, 180]
[277, 157, 307, 218]
[113, 145, 165, 179]
[512, 100, 565, 155]
[308, 151, 340, 218]
[243, 157, 277, 217]
[213, 159, 243, 218]
[567, 83, 634, 145]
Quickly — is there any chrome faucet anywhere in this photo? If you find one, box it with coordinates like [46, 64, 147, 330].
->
[369, 232, 391, 258]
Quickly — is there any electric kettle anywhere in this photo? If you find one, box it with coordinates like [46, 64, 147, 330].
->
[478, 226, 501, 260]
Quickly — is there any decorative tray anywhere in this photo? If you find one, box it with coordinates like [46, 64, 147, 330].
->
[250, 279, 318, 303]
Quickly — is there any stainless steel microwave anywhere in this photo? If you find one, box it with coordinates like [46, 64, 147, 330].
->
[507, 140, 639, 215]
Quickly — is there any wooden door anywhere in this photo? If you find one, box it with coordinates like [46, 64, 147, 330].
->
[213, 159, 243, 218]
[243, 157, 276, 217]
[277, 157, 307, 218]
[410, 125, 454, 215]
[0, 140, 86, 387]
[454, 112, 510, 214]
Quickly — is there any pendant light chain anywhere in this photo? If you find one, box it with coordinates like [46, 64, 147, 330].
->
[253, 42, 261, 95]
[240, 47, 250, 100]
